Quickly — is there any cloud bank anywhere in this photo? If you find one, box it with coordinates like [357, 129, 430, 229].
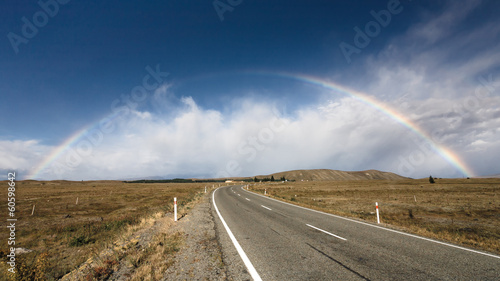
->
[3, 86, 499, 180]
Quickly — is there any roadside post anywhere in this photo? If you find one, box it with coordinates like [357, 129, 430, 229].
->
[174, 197, 177, 222]
[376, 202, 380, 224]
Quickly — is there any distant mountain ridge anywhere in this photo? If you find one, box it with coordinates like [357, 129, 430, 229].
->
[256, 169, 408, 181]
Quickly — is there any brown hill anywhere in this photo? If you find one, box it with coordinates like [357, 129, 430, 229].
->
[256, 169, 407, 181]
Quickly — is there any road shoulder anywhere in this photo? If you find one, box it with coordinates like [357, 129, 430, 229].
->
[162, 193, 229, 280]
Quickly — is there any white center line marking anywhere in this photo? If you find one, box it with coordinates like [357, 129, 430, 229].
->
[245, 198, 250, 201]
[238, 194, 241, 196]
[261, 205, 272, 211]
[247, 189, 500, 259]
[307, 224, 347, 241]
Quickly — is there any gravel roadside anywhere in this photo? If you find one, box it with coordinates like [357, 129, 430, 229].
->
[162, 187, 253, 280]
[162, 191, 234, 280]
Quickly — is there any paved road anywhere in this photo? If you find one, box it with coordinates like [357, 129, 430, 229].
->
[212, 185, 500, 280]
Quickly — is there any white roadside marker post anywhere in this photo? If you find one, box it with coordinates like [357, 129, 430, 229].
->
[265, 189, 267, 195]
[31, 204, 35, 216]
[205, 186, 207, 193]
[376, 202, 380, 224]
[76, 197, 78, 205]
[174, 197, 177, 222]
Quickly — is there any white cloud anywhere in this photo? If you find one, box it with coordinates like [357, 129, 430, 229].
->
[406, 0, 482, 45]
[4, 82, 499, 180]
[10, 86, 493, 181]
[362, 0, 500, 103]
[0, 140, 50, 176]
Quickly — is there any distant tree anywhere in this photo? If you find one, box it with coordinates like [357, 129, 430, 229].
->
[280, 176, 286, 181]
[429, 175, 435, 184]
[254, 177, 258, 182]
[271, 175, 275, 181]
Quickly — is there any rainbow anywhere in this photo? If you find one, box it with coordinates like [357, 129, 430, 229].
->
[252, 71, 474, 177]
[28, 72, 474, 179]
[28, 111, 122, 180]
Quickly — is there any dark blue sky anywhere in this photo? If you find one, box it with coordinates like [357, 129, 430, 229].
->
[2, 0, 500, 179]
[1, 0, 419, 139]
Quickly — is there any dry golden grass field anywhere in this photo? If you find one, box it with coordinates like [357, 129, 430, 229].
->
[252, 178, 500, 255]
[1, 178, 498, 280]
[0, 180, 207, 280]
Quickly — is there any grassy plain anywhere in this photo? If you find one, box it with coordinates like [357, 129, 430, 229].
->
[252, 178, 500, 255]
[0, 180, 208, 280]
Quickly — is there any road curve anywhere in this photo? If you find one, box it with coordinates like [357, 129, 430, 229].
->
[212, 185, 500, 280]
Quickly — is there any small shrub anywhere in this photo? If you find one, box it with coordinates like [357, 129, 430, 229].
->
[5, 252, 49, 281]
[104, 259, 119, 267]
[15, 254, 35, 280]
[163, 232, 183, 255]
[34, 252, 50, 280]
[85, 266, 113, 281]
[63, 225, 78, 232]
[69, 235, 95, 247]
[408, 209, 414, 219]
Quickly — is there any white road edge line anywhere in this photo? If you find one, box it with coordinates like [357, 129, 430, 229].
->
[246, 198, 251, 201]
[307, 224, 347, 241]
[213, 188, 262, 281]
[241, 187, 500, 260]
[261, 205, 272, 211]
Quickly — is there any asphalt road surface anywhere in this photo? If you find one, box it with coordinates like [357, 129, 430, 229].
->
[212, 185, 500, 280]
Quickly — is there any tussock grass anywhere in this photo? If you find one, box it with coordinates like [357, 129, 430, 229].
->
[0, 180, 206, 280]
[126, 191, 205, 281]
[126, 231, 184, 281]
[253, 178, 500, 255]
